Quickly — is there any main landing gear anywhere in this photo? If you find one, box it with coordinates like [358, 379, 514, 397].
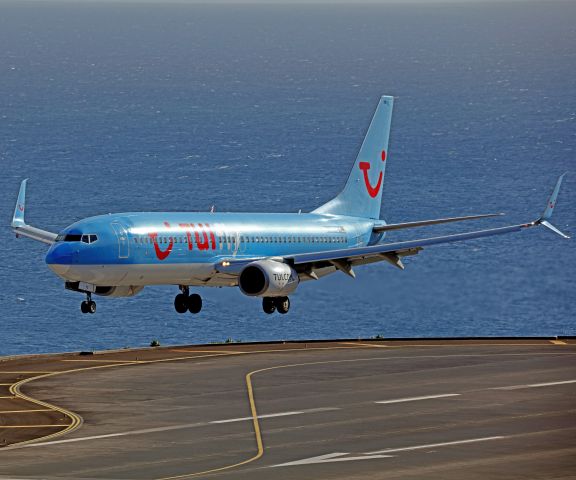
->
[174, 286, 202, 314]
[80, 293, 96, 314]
[262, 296, 290, 315]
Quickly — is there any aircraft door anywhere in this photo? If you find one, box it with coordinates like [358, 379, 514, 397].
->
[111, 222, 130, 259]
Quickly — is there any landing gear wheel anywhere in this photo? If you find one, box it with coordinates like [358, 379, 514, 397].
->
[88, 300, 96, 314]
[187, 293, 202, 314]
[174, 294, 188, 314]
[275, 296, 290, 314]
[262, 297, 276, 314]
[81, 300, 96, 314]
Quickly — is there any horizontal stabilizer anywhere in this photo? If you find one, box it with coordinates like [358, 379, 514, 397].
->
[373, 213, 504, 233]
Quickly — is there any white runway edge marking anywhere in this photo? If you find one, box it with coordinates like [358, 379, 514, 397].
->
[210, 407, 339, 424]
[375, 393, 461, 405]
[366, 436, 507, 455]
[272, 436, 506, 468]
[492, 379, 576, 390]
[272, 452, 395, 467]
[6, 407, 339, 449]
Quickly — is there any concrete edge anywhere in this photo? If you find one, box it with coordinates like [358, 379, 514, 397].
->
[1, 335, 575, 362]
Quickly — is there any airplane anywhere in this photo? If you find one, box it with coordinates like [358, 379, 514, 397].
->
[12, 96, 569, 315]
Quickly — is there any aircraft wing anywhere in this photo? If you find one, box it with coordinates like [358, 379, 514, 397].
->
[11, 179, 58, 245]
[289, 222, 533, 275]
[288, 174, 568, 276]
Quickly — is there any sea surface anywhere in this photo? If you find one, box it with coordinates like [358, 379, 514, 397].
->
[0, 1, 574, 356]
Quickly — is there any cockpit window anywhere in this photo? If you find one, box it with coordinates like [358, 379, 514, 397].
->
[64, 234, 82, 242]
[81, 234, 99, 244]
[56, 233, 98, 243]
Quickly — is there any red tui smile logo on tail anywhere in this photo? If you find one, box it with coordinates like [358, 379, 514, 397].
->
[359, 150, 386, 198]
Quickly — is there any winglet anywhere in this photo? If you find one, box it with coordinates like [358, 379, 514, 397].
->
[12, 179, 28, 228]
[537, 173, 569, 238]
[11, 179, 58, 244]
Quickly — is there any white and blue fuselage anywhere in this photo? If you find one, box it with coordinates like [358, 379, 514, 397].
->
[46, 212, 377, 287]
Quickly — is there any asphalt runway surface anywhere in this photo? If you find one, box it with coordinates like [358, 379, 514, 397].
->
[0, 339, 575, 479]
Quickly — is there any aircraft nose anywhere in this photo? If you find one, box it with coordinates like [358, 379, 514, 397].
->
[45, 243, 73, 277]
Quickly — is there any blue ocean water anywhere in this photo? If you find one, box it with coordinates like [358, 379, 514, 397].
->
[0, 2, 574, 356]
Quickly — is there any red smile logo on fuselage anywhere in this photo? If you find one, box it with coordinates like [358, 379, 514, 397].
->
[359, 150, 386, 198]
[148, 222, 174, 261]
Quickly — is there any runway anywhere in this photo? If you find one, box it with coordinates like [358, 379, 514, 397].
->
[0, 338, 575, 479]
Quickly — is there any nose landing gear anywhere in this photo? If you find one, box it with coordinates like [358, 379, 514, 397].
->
[174, 286, 203, 314]
[80, 293, 96, 314]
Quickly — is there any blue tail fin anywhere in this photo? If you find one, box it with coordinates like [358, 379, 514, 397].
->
[313, 96, 393, 219]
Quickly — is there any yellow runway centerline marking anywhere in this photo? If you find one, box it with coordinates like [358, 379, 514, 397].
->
[0, 372, 54, 374]
[155, 368, 266, 480]
[0, 383, 14, 386]
[0, 425, 70, 428]
[0, 396, 16, 399]
[0, 409, 52, 414]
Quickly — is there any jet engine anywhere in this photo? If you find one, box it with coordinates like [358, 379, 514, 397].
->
[238, 260, 299, 297]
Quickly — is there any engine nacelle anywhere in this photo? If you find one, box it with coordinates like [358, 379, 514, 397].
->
[238, 260, 299, 297]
